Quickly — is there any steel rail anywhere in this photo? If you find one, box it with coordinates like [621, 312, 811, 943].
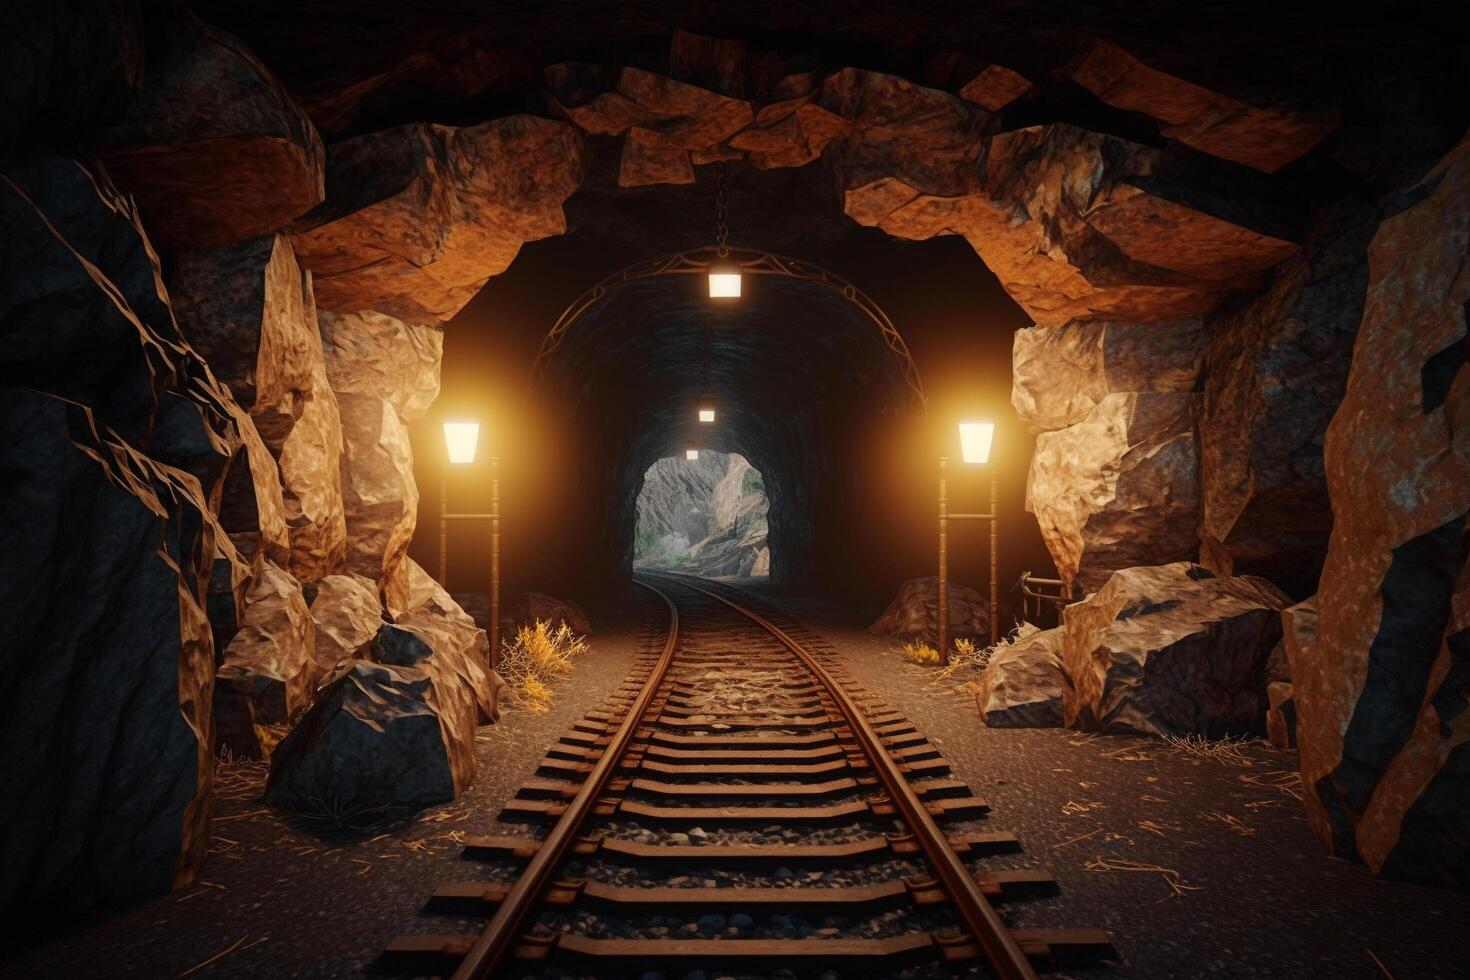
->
[450, 581, 680, 980]
[653, 573, 1039, 980]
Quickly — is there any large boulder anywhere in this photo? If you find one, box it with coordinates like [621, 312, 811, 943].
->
[171, 234, 346, 581]
[215, 560, 318, 727]
[98, 9, 324, 250]
[869, 576, 989, 646]
[975, 625, 1069, 728]
[319, 310, 442, 614]
[1296, 136, 1470, 888]
[265, 661, 466, 812]
[1062, 563, 1291, 736]
[290, 114, 585, 321]
[398, 561, 503, 724]
[308, 572, 383, 670]
[1028, 392, 1200, 592]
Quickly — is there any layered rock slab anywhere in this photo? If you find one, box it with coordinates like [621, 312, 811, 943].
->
[1297, 136, 1470, 888]
[215, 560, 318, 728]
[975, 625, 1069, 728]
[309, 572, 383, 669]
[171, 234, 346, 581]
[1062, 563, 1290, 736]
[290, 114, 585, 321]
[98, 10, 324, 250]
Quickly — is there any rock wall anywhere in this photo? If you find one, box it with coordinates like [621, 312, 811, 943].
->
[1295, 135, 1470, 888]
[634, 451, 770, 577]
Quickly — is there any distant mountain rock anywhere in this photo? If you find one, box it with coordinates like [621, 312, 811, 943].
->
[635, 451, 769, 577]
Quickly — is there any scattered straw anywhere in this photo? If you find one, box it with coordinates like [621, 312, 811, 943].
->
[1203, 810, 1256, 836]
[1162, 733, 1263, 767]
[1062, 799, 1105, 816]
[1137, 820, 1168, 837]
[1053, 828, 1102, 849]
[1084, 856, 1201, 901]
[1366, 948, 1397, 979]
[178, 935, 247, 977]
[1238, 769, 1304, 801]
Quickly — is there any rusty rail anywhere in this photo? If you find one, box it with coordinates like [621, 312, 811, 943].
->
[447, 581, 679, 980]
[665, 574, 1039, 980]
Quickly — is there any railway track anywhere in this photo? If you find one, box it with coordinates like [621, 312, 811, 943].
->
[382, 573, 1112, 978]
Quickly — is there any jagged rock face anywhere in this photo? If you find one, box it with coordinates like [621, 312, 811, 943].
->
[290, 114, 585, 321]
[1064, 38, 1336, 173]
[265, 661, 464, 812]
[396, 561, 502, 725]
[309, 572, 382, 669]
[0, 150, 252, 910]
[1297, 137, 1470, 889]
[507, 592, 592, 637]
[98, 10, 324, 251]
[319, 310, 442, 614]
[1062, 563, 1291, 736]
[636, 452, 728, 550]
[975, 624, 1069, 727]
[870, 577, 989, 646]
[1266, 682, 1297, 750]
[172, 234, 346, 581]
[1029, 392, 1201, 592]
[1197, 200, 1377, 599]
[215, 560, 318, 726]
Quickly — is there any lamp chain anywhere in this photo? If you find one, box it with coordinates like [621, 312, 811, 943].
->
[715, 161, 730, 255]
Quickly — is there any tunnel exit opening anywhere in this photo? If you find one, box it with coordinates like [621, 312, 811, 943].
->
[633, 451, 770, 578]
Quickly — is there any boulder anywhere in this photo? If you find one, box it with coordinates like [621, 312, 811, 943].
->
[1297, 136, 1470, 888]
[290, 114, 585, 321]
[309, 572, 383, 670]
[975, 625, 1069, 728]
[320, 310, 442, 614]
[0, 150, 249, 910]
[958, 64, 1034, 111]
[508, 591, 592, 638]
[1197, 199, 1377, 598]
[1266, 682, 1297, 750]
[171, 234, 346, 581]
[398, 561, 503, 724]
[1065, 38, 1336, 173]
[869, 576, 989, 646]
[1062, 563, 1291, 736]
[216, 560, 318, 725]
[98, 10, 324, 250]
[265, 661, 467, 812]
[1028, 392, 1200, 592]
[1012, 317, 1205, 434]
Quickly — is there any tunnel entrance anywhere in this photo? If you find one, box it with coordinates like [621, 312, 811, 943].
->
[633, 451, 770, 578]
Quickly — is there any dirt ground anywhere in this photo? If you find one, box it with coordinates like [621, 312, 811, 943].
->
[6, 579, 1467, 980]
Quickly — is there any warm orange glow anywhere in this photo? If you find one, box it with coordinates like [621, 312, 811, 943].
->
[443, 420, 480, 464]
[708, 270, 741, 299]
[958, 420, 994, 464]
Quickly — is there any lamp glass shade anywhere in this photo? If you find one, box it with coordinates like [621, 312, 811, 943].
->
[708, 271, 742, 299]
[443, 420, 480, 464]
[958, 420, 994, 464]
[698, 407, 716, 423]
[685, 448, 700, 461]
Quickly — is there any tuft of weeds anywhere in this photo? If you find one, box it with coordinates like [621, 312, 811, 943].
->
[902, 640, 940, 666]
[499, 619, 590, 712]
[1161, 732, 1263, 767]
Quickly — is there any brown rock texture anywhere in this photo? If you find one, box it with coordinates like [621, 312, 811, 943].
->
[398, 561, 503, 725]
[1012, 317, 1204, 433]
[215, 560, 318, 726]
[171, 234, 346, 581]
[308, 572, 383, 670]
[1029, 392, 1201, 592]
[958, 64, 1034, 111]
[1266, 682, 1297, 750]
[1197, 200, 1377, 598]
[1066, 38, 1336, 173]
[975, 625, 1069, 727]
[98, 10, 324, 250]
[320, 310, 443, 614]
[290, 114, 585, 321]
[1296, 136, 1470, 888]
[1062, 563, 1291, 735]
[869, 576, 989, 646]
[0, 149, 253, 909]
[508, 592, 593, 638]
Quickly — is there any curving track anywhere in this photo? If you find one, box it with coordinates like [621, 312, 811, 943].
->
[382, 573, 1111, 978]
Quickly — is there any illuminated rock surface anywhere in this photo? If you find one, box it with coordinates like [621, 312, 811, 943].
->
[870, 576, 990, 647]
[975, 625, 1069, 728]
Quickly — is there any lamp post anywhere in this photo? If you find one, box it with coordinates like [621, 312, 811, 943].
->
[937, 421, 999, 665]
[440, 420, 501, 672]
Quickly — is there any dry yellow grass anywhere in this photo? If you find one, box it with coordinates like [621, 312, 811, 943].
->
[902, 640, 940, 666]
[499, 619, 589, 711]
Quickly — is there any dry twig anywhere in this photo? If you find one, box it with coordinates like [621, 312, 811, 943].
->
[1084, 856, 1202, 901]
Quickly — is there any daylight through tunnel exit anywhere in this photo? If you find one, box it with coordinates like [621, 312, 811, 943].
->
[634, 452, 770, 578]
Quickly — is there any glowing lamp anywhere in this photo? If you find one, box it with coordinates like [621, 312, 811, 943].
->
[685, 445, 700, 461]
[697, 397, 716, 424]
[698, 408, 716, 423]
[443, 420, 480, 464]
[958, 420, 994, 465]
[707, 261, 742, 299]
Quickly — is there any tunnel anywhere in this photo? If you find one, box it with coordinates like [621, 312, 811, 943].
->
[4, 3, 1470, 978]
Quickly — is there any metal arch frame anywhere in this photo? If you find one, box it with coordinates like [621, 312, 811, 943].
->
[524, 245, 927, 412]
